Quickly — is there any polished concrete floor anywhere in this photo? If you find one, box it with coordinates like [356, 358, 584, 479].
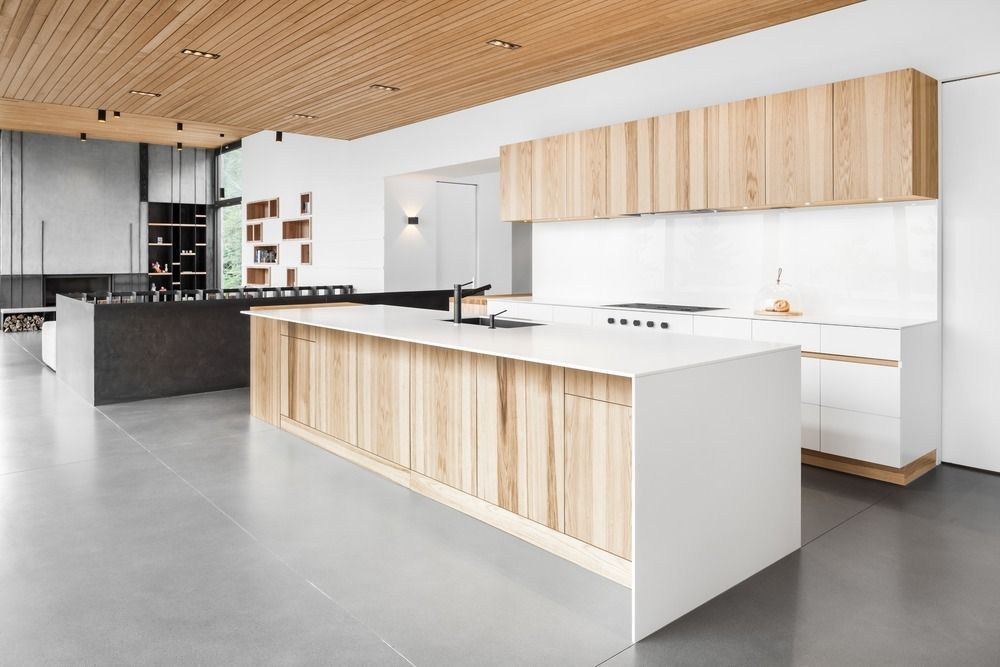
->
[2, 332, 999, 666]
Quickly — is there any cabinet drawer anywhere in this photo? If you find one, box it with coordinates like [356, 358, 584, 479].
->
[552, 305, 594, 325]
[802, 403, 820, 451]
[801, 357, 820, 405]
[692, 316, 751, 340]
[820, 407, 900, 467]
[751, 320, 820, 352]
[821, 360, 900, 417]
[820, 325, 899, 360]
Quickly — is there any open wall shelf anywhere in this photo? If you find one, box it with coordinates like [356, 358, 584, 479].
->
[300, 243, 311, 265]
[246, 198, 279, 221]
[252, 245, 279, 264]
[148, 202, 209, 291]
[246, 267, 270, 286]
[286, 267, 298, 287]
[246, 223, 262, 242]
[300, 192, 312, 215]
[282, 218, 311, 240]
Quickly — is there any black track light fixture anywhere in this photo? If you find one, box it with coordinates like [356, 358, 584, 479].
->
[275, 131, 283, 142]
[177, 122, 183, 132]
[80, 132, 87, 142]
[97, 109, 107, 123]
[177, 142, 183, 151]
[113, 111, 121, 119]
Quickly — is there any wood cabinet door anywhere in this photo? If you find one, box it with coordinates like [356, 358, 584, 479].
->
[500, 141, 532, 221]
[654, 109, 707, 212]
[357, 336, 410, 466]
[608, 119, 654, 216]
[316, 329, 357, 445]
[565, 127, 608, 219]
[531, 134, 568, 220]
[280, 334, 316, 429]
[411, 344, 477, 493]
[564, 395, 632, 559]
[706, 96, 765, 209]
[250, 317, 281, 426]
[834, 69, 938, 201]
[766, 84, 833, 207]
[476, 357, 566, 530]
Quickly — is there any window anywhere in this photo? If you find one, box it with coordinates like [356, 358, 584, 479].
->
[216, 141, 243, 288]
[219, 144, 242, 199]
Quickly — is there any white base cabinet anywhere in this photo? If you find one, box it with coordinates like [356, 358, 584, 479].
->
[487, 298, 941, 472]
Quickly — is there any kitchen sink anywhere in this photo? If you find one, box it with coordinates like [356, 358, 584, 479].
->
[441, 317, 544, 329]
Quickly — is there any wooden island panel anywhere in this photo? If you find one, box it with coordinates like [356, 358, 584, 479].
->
[357, 336, 411, 466]
[250, 317, 281, 426]
[411, 344, 478, 494]
[280, 335, 316, 428]
[316, 329, 357, 445]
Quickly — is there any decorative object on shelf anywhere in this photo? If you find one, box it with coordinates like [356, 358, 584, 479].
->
[754, 268, 803, 316]
[300, 192, 312, 215]
[156, 236, 163, 244]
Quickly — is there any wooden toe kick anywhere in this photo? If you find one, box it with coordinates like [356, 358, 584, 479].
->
[802, 449, 938, 486]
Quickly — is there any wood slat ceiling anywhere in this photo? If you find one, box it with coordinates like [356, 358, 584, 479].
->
[0, 0, 861, 146]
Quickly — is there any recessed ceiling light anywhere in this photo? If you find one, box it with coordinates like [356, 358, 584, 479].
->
[486, 38, 522, 50]
[292, 113, 318, 119]
[181, 48, 220, 59]
[369, 84, 400, 92]
[129, 90, 161, 97]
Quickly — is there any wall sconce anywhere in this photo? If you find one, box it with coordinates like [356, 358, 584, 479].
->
[407, 216, 419, 225]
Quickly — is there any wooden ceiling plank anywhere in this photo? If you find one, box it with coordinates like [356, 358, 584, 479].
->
[0, 0, 60, 87]
[7, 0, 89, 99]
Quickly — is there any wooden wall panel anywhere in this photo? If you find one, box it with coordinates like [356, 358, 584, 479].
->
[316, 329, 358, 445]
[564, 395, 633, 559]
[654, 109, 707, 212]
[500, 141, 533, 222]
[707, 97, 766, 209]
[357, 336, 411, 466]
[411, 344, 477, 494]
[765, 84, 833, 206]
[250, 317, 281, 426]
[566, 128, 609, 219]
[565, 369, 633, 407]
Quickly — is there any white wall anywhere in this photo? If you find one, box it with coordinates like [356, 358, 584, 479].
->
[242, 0, 1000, 296]
[941, 73, 1000, 472]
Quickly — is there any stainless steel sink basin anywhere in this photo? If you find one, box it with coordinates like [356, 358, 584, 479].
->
[441, 317, 544, 329]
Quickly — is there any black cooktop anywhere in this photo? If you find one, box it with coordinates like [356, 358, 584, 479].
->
[604, 303, 724, 313]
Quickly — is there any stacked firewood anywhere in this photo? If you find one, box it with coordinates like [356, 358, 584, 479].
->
[2, 314, 46, 333]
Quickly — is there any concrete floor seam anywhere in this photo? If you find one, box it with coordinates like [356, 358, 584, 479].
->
[95, 404, 419, 667]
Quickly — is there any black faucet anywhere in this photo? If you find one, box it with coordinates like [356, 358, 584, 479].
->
[453, 280, 473, 323]
[489, 309, 508, 329]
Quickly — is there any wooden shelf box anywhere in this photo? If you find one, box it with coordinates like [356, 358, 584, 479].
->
[246, 198, 279, 221]
[300, 243, 311, 265]
[246, 223, 262, 242]
[252, 244, 279, 264]
[246, 267, 270, 286]
[286, 267, 297, 287]
[282, 218, 311, 240]
[300, 192, 312, 215]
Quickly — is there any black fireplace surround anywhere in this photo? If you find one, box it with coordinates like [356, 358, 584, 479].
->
[43, 275, 112, 307]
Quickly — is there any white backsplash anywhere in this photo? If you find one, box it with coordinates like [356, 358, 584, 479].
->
[532, 201, 939, 318]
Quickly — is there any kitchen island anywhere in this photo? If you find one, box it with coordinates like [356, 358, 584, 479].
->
[245, 303, 801, 641]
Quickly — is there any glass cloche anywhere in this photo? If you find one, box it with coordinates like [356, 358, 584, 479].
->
[754, 268, 803, 316]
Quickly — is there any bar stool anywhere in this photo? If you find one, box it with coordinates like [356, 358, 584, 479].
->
[158, 290, 180, 302]
[93, 291, 113, 304]
[181, 289, 202, 301]
[222, 288, 243, 299]
[298, 286, 316, 297]
[111, 291, 137, 304]
[261, 287, 279, 298]
[202, 289, 223, 300]
[279, 286, 299, 297]
[134, 291, 156, 303]
[241, 287, 261, 298]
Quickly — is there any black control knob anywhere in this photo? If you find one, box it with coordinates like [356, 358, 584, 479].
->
[632, 320, 641, 326]
[619, 318, 628, 325]
[646, 321, 654, 327]
[607, 317, 615, 324]
[660, 322, 669, 329]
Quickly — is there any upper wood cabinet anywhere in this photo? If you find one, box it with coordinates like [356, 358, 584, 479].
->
[833, 69, 939, 202]
[499, 141, 532, 221]
[654, 109, 707, 212]
[706, 96, 766, 210]
[765, 84, 834, 207]
[608, 119, 654, 216]
[565, 128, 609, 219]
[498, 68, 938, 221]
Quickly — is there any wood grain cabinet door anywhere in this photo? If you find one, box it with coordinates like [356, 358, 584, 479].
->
[766, 84, 833, 207]
[316, 329, 357, 445]
[833, 69, 939, 202]
[250, 317, 281, 426]
[564, 395, 632, 560]
[476, 356, 566, 530]
[706, 96, 766, 210]
[411, 344, 477, 493]
[500, 141, 532, 221]
[357, 336, 410, 466]
[531, 134, 568, 220]
[608, 119, 653, 216]
[566, 128, 609, 219]
[280, 334, 316, 429]
[653, 109, 707, 212]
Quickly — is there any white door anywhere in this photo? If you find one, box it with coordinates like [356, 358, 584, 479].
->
[942, 73, 1000, 472]
[435, 181, 477, 289]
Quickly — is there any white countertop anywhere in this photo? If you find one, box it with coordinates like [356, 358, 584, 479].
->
[488, 296, 937, 330]
[245, 304, 796, 378]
